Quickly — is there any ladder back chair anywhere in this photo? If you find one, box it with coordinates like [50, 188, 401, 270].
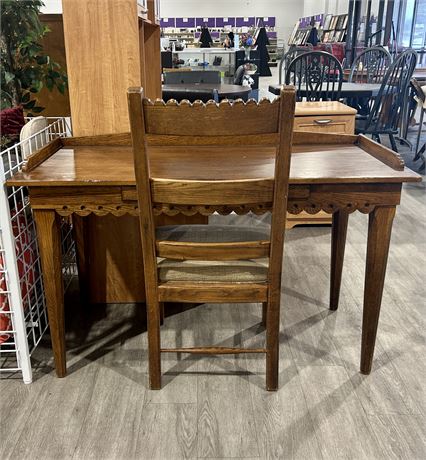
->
[127, 87, 296, 391]
[285, 51, 343, 102]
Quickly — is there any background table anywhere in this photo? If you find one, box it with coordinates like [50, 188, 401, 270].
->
[163, 83, 251, 99]
[269, 82, 383, 98]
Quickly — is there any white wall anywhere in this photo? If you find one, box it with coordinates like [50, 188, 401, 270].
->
[41, 0, 62, 14]
[160, 0, 305, 43]
[304, 0, 350, 17]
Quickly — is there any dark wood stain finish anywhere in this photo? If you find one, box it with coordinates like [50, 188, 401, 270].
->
[6, 115, 422, 385]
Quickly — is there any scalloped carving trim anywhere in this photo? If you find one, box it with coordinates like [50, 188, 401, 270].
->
[143, 97, 279, 108]
[50, 201, 377, 217]
[55, 204, 139, 217]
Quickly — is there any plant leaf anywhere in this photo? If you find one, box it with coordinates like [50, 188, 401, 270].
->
[21, 92, 31, 103]
[23, 99, 36, 109]
[4, 71, 15, 84]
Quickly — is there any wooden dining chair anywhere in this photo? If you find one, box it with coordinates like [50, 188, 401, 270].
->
[355, 49, 417, 151]
[285, 51, 343, 102]
[349, 46, 392, 84]
[127, 87, 296, 391]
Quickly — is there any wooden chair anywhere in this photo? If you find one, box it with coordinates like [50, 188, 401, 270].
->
[285, 51, 343, 102]
[355, 49, 417, 151]
[349, 46, 392, 84]
[127, 87, 296, 391]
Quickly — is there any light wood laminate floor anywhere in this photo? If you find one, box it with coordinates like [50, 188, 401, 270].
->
[1, 181, 425, 460]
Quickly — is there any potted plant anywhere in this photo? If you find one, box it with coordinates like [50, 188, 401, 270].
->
[1, 0, 67, 120]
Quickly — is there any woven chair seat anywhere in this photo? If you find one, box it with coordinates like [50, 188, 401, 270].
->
[156, 224, 270, 243]
[156, 225, 269, 282]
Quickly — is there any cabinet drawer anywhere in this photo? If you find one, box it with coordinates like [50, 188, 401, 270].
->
[294, 115, 355, 134]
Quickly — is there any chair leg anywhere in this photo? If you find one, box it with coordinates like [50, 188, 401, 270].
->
[414, 109, 425, 158]
[147, 298, 162, 389]
[372, 132, 381, 144]
[389, 134, 398, 152]
[266, 299, 280, 391]
[261, 302, 267, 327]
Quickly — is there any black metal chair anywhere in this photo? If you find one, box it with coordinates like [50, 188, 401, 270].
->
[349, 47, 392, 84]
[285, 51, 343, 102]
[161, 89, 218, 104]
[278, 45, 313, 84]
[355, 49, 417, 152]
[163, 70, 221, 84]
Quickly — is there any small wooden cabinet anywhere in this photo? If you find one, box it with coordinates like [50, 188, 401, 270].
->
[294, 101, 356, 134]
[287, 101, 357, 228]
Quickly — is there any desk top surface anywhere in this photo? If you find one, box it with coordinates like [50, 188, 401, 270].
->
[294, 101, 357, 116]
[9, 142, 420, 187]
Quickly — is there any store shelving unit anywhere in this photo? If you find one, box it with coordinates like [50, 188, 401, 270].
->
[321, 13, 348, 44]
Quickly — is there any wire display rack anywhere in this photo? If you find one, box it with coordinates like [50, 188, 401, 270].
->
[0, 117, 75, 383]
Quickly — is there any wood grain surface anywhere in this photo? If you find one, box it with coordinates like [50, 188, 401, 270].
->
[8, 143, 421, 187]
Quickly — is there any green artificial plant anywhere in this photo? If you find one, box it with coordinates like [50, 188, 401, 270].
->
[0, 0, 68, 115]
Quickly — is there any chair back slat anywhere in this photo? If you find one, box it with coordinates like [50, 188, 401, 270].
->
[145, 133, 280, 146]
[143, 99, 280, 136]
[151, 179, 274, 206]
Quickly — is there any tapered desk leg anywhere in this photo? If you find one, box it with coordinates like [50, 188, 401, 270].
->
[361, 206, 396, 375]
[33, 209, 66, 377]
[330, 210, 349, 310]
[72, 215, 89, 303]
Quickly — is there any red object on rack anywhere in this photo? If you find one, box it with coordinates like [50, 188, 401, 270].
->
[314, 43, 346, 63]
[0, 106, 25, 136]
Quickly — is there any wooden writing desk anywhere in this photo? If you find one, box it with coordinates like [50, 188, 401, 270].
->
[8, 131, 421, 380]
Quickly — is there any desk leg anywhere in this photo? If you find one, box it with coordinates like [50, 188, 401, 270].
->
[33, 209, 66, 377]
[361, 206, 396, 374]
[330, 210, 349, 310]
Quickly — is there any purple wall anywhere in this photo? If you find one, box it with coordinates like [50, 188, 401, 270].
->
[256, 17, 276, 27]
[215, 17, 236, 27]
[236, 17, 255, 27]
[196, 17, 215, 27]
[160, 17, 175, 27]
[175, 17, 196, 28]
[163, 16, 275, 29]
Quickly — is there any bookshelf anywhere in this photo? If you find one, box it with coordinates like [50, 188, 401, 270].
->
[288, 13, 348, 46]
[321, 14, 348, 43]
